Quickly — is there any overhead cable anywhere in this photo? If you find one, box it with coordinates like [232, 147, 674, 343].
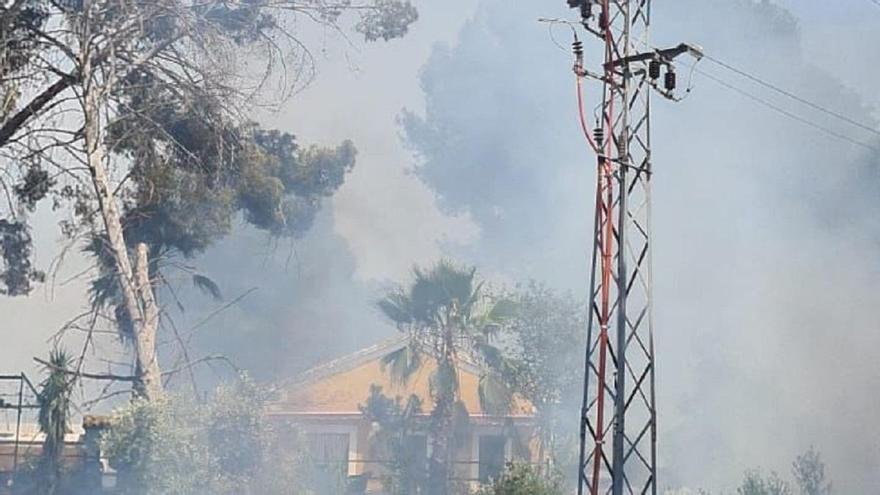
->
[703, 54, 880, 137]
[693, 66, 879, 152]
[562, 21, 880, 153]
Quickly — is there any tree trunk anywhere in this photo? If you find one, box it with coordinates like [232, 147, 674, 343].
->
[133, 243, 162, 398]
[428, 327, 458, 495]
[428, 395, 453, 495]
[82, 66, 162, 400]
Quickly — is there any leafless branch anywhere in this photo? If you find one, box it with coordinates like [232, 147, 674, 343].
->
[34, 357, 135, 382]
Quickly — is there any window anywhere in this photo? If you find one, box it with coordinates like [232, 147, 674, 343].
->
[306, 433, 350, 495]
[478, 435, 507, 483]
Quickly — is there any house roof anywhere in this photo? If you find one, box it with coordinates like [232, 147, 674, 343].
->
[268, 337, 534, 418]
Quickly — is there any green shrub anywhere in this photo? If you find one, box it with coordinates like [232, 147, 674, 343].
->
[475, 463, 563, 495]
[101, 377, 308, 495]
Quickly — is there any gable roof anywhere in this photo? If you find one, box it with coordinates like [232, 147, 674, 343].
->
[269, 337, 533, 418]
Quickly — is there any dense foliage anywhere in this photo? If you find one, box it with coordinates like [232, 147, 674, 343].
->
[0, 0, 418, 399]
[101, 378, 306, 495]
[474, 463, 563, 495]
[500, 283, 585, 472]
[0, 219, 43, 295]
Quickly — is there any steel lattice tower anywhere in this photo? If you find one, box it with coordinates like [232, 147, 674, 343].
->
[576, 4, 656, 494]
[549, 3, 698, 493]
[566, 1, 698, 494]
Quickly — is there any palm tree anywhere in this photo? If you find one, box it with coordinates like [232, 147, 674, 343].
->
[37, 349, 74, 495]
[378, 261, 516, 495]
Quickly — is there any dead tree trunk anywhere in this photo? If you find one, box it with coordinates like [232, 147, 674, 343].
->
[82, 59, 162, 400]
[133, 242, 162, 397]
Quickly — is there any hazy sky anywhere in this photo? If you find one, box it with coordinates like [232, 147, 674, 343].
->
[3, 1, 880, 492]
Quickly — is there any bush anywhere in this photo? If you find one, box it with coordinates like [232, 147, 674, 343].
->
[475, 463, 563, 495]
[101, 377, 308, 495]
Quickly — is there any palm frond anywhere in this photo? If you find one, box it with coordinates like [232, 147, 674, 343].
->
[487, 298, 518, 322]
[377, 292, 413, 325]
[464, 280, 485, 313]
[477, 297, 518, 336]
[433, 260, 476, 305]
[192, 273, 223, 300]
[478, 372, 514, 416]
[380, 345, 422, 386]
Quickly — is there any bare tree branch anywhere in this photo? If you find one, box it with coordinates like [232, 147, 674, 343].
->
[34, 357, 136, 382]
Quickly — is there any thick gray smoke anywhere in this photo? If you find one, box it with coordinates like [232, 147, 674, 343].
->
[400, 0, 880, 492]
[173, 209, 392, 382]
[4, 0, 878, 492]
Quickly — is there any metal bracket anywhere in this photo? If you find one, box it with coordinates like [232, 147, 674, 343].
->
[610, 42, 703, 68]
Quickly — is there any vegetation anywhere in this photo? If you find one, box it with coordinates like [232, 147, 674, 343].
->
[101, 377, 306, 495]
[0, 3, 853, 493]
[377, 260, 517, 495]
[360, 385, 425, 495]
[679, 448, 835, 495]
[792, 447, 832, 495]
[737, 470, 792, 495]
[35, 349, 74, 495]
[474, 463, 563, 495]
[0, 0, 418, 399]
[500, 283, 585, 473]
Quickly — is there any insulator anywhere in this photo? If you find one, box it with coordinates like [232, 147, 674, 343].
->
[664, 69, 677, 91]
[572, 40, 584, 58]
[567, 0, 581, 7]
[581, 3, 593, 20]
[598, 12, 608, 30]
[593, 127, 604, 147]
[648, 60, 662, 80]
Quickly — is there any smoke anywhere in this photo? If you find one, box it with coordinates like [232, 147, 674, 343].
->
[169, 0, 484, 381]
[175, 0, 880, 490]
[170, 209, 392, 382]
[3, 0, 879, 492]
[400, 0, 880, 492]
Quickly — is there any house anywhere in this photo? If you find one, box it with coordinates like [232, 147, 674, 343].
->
[267, 338, 540, 494]
[0, 421, 106, 494]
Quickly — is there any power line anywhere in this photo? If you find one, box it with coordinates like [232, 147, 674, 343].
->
[703, 54, 880, 137]
[693, 66, 879, 152]
[606, 24, 880, 142]
[563, 22, 880, 152]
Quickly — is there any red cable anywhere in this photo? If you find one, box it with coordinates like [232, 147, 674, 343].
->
[589, 2, 616, 494]
[576, 73, 599, 153]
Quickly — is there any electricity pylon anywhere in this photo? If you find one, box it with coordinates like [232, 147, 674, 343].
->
[562, 2, 701, 494]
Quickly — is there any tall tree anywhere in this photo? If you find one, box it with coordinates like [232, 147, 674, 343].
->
[378, 261, 516, 495]
[0, 0, 417, 399]
[501, 283, 585, 471]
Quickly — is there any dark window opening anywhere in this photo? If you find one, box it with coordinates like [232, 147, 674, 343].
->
[478, 435, 506, 483]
